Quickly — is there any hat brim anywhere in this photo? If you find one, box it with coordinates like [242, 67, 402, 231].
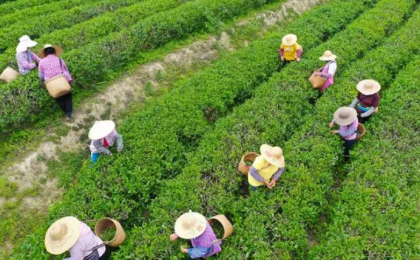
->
[16, 40, 38, 53]
[88, 121, 116, 140]
[260, 144, 285, 168]
[319, 55, 337, 61]
[357, 80, 381, 95]
[38, 45, 63, 58]
[282, 34, 297, 46]
[175, 212, 207, 239]
[334, 108, 357, 126]
[45, 217, 80, 255]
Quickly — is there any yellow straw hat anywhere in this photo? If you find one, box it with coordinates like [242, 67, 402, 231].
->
[357, 79, 381, 95]
[88, 121, 116, 140]
[319, 50, 337, 61]
[45, 217, 80, 255]
[175, 210, 207, 239]
[282, 34, 297, 46]
[334, 107, 357, 126]
[260, 144, 285, 168]
[38, 44, 63, 58]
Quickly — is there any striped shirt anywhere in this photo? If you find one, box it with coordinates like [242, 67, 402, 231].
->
[38, 54, 72, 82]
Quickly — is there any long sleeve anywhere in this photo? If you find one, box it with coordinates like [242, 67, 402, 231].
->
[361, 107, 375, 117]
[279, 48, 284, 57]
[17, 52, 35, 70]
[30, 52, 41, 64]
[115, 134, 123, 150]
[249, 166, 265, 182]
[92, 139, 111, 155]
[349, 98, 359, 108]
[338, 123, 357, 138]
[61, 59, 73, 82]
[272, 167, 285, 181]
[188, 246, 212, 259]
[296, 48, 302, 59]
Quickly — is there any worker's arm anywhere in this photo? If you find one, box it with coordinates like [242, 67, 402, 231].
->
[361, 107, 375, 118]
[249, 166, 265, 182]
[115, 133, 123, 151]
[92, 139, 111, 155]
[349, 98, 359, 108]
[272, 167, 285, 181]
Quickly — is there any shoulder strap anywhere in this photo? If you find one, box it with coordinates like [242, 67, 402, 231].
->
[85, 243, 105, 253]
[59, 58, 64, 74]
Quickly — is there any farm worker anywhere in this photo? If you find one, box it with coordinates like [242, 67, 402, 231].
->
[314, 50, 337, 93]
[89, 120, 123, 163]
[15, 35, 41, 75]
[170, 210, 221, 258]
[349, 79, 381, 123]
[329, 107, 359, 161]
[38, 44, 74, 120]
[279, 34, 303, 63]
[45, 216, 110, 260]
[248, 144, 285, 190]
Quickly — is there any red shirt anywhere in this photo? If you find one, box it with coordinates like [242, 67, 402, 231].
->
[356, 92, 380, 113]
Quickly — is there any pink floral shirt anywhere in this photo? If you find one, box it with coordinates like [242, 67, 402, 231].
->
[38, 54, 72, 82]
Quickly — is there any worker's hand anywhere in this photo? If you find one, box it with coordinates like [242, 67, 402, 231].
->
[169, 233, 178, 241]
[117, 149, 122, 153]
[296, 58, 301, 62]
[264, 180, 273, 189]
[280, 56, 284, 61]
[180, 246, 189, 253]
[331, 130, 339, 134]
[270, 179, 276, 187]
[329, 122, 335, 129]
[109, 152, 113, 156]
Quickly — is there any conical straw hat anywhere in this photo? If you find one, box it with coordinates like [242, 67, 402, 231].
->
[88, 121, 116, 140]
[282, 34, 297, 46]
[333, 107, 357, 126]
[45, 217, 80, 255]
[357, 79, 381, 95]
[175, 210, 207, 239]
[260, 144, 285, 168]
[38, 44, 63, 58]
[319, 50, 337, 61]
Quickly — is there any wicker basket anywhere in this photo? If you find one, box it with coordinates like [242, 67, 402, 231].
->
[45, 75, 71, 98]
[355, 123, 366, 142]
[0, 67, 19, 83]
[238, 152, 259, 175]
[308, 72, 326, 89]
[95, 218, 126, 247]
[374, 106, 379, 114]
[207, 215, 233, 240]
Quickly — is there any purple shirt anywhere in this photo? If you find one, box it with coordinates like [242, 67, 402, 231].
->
[331, 118, 359, 140]
[16, 51, 40, 75]
[38, 54, 72, 82]
[188, 222, 221, 258]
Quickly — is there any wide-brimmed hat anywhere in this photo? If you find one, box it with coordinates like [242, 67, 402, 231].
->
[357, 79, 381, 95]
[334, 107, 357, 126]
[260, 144, 285, 168]
[38, 44, 63, 58]
[45, 217, 80, 255]
[16, 35, 37, 53]
[319, 50, 337, 61]
[282, 34, 297, 46]
[175, 210, 207, 239]
[88, 120, 115, 140]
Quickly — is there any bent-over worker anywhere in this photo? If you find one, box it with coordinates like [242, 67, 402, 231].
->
[38, 44, 73, 120]
[16, 35, 41, 75]
[329, 107, 359, 161]
[170, 210, 221, 259]
[248, 144, 285, 190]
[314, 50, 337, 94]
[45, 216, 110, 260]
[349, 79, 380, 123]
[279, 34, 303, 63]
[89, 120, 123, 163]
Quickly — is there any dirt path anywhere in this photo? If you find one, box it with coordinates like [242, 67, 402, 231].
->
[1, 0, 326, 255]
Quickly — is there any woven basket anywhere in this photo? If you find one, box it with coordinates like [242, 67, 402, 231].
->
[374, 106, 379, 114]
[0, 67, 19, 83]
[45, 75, 71, 98]
[95, 218, 126, 247]
[207, 215, 233, 240]
[308, 72, 326, 89]
[238, 152, 259, 175]
[355, 123, 366, 142]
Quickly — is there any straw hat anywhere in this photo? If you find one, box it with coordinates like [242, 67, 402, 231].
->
[38, 44, 63, 58]
[282, 34, 297, 46]
[260, 144, 285, 168]
[45, 217, 80, 255]
[333, 107, 357, 126]
[357, 79, 381, 95]
[319, 50, 337, 61]
[16, 35, 37, 53]
[88, 120, 115, 140]
[175, 210, 207, 239]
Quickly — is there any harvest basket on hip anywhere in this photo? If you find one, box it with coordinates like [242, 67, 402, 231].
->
[238, 152, 259, 175]
[95, 217, 126, 247]
[309, 71, 326, 89]
[0, 59, 19, 83]
[44, 58, 71, 99]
